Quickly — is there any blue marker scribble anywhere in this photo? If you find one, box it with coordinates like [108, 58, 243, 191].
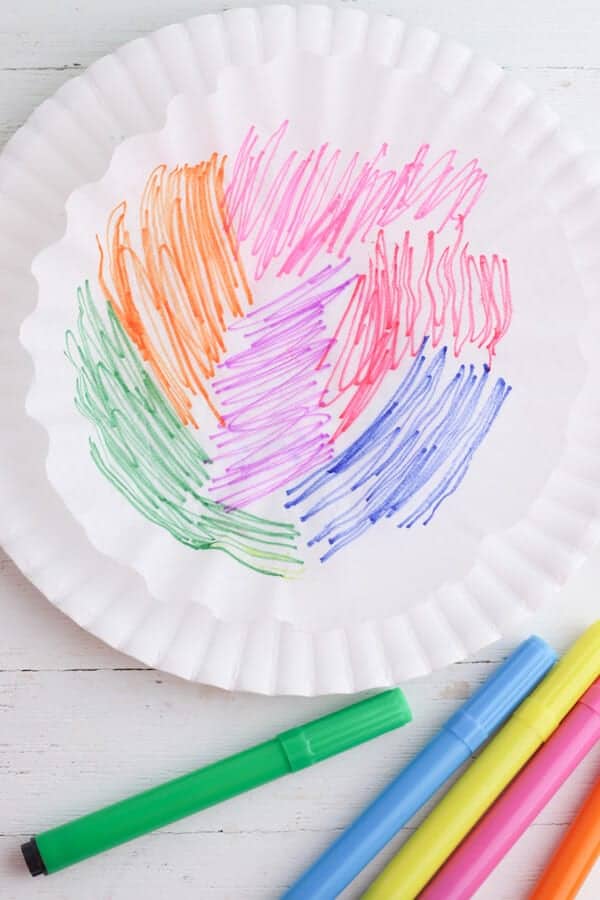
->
[285, 338, 511, 562]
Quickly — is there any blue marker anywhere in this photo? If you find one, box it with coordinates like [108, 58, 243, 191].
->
[282, 636, 557, 900]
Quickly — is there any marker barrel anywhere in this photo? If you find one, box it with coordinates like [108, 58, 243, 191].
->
[22, 689, 411, 875]
[421, 681, 600, 900]
[364, 622, 600, 900]
[283, 635, 557, 899]
[530, 772, 600, 899]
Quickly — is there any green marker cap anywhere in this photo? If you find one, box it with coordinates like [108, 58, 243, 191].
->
[279, 689, 413, 770]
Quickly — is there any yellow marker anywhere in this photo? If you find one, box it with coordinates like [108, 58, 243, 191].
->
[363, 622, 600, 900]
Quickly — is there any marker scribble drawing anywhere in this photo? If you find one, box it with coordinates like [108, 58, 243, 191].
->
[318, 223, 512, 440]
[286, 340, 511, 561]
[210, 261, 357, 508]
[67, 282, 302, 577]
[225, 122, 488, 280]
[68, 122, 513, 578]
[98, 155, 253, 428]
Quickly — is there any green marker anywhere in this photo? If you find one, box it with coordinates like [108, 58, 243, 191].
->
[21, 689, 411, 876]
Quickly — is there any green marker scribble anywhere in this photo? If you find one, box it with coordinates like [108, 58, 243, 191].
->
[66, 282, 303, 577]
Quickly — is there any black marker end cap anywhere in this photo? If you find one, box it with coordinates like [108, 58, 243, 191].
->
[21, 838, 47, 876]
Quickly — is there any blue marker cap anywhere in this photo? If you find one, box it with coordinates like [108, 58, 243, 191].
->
[444, 636, 559, 751]
[282, 635, 557, 900]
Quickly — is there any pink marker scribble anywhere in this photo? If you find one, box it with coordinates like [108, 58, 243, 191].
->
[209, 261, 357, 508]
[225, 121, 488, 281]
[318, 222, 512, 440]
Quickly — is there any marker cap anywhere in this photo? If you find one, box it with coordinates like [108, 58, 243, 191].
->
[279, 689, 412, 771]
[445, 636, 558, 751]
[516, 622, 600, 741]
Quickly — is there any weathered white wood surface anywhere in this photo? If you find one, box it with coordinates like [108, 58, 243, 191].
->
[2, 2, 600, 897]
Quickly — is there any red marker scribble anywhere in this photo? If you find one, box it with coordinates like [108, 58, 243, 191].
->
[98, 155, 253, 428]
[318, 222, 512, 440]
[225, 122, 488, 281]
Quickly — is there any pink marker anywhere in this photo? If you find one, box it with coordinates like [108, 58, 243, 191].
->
[420, 679, 600, 900]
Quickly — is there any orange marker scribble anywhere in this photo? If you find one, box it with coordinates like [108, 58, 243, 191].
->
[98, 155, 252, 427]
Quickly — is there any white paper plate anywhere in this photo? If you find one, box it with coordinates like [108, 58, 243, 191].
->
[4, 5, 600, 694]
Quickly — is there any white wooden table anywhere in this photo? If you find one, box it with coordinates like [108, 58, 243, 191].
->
[2, 2, 600, 897]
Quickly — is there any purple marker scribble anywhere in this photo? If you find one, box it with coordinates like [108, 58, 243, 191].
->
[209, 261, 358, 508]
